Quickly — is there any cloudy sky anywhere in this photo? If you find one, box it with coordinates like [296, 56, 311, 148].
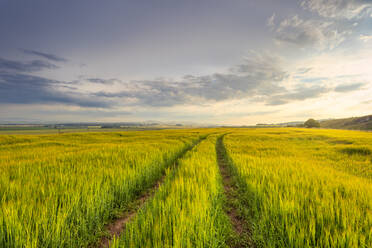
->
[1, 0, 372, 125]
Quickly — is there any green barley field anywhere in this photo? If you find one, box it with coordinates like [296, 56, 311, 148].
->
[0, 128, 371, 247]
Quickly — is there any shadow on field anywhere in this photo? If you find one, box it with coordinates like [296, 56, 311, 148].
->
[216, 135, 255, 248]
[340, 147, 371, 156]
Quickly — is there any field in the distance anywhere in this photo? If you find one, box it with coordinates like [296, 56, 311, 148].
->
[0, 128, 371, 247]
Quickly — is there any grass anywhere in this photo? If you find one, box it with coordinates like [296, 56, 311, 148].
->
[223, 128, 372, 247]
[1, 127, 372, 247]
[111, 135, 232, 248]
[0, 130, 207, 247]
[340, 147, 371, 156]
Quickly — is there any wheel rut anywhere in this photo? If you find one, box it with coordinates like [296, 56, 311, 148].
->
[96, 136, 206, 248]
[216, 135, 254, 248]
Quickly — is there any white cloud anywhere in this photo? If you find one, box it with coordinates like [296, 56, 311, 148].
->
[266, 85, 331, 105]
[274, 15, 351, 50]
[90, 52, 289, 107]
[360, 34, 372, 42]
[267, 13, 276, 28]
[334, 83, 365, 92]
[301, 0, 372, 19]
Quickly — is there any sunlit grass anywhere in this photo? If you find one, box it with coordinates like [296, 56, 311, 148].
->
[111, 135, 232, 248]
[0, 130, 206, 247]
[1, 127, 371, 247]
[224, 128, 372, 247]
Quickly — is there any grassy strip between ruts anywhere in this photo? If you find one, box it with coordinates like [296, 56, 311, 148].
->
[216, 135, 254, 248]
[97, 135, 208, 247]
[110, 134, 233, 248]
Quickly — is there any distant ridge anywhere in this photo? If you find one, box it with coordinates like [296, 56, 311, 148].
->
[320, 115, 372, 130]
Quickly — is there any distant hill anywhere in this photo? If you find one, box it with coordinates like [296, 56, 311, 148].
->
[277, 121, 304, 127]
[320, 115, 372, 130]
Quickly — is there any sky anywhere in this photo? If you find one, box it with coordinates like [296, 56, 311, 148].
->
[0, 0, 372, 125]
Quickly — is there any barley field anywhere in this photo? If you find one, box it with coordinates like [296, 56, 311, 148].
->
[0, 128, 371, 247]
[0, 130, 205, 247]
[224, 128, 372, 247]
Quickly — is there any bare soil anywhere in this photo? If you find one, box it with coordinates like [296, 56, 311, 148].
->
[216, 136, 254, 248]
[98, 177, 164, 247]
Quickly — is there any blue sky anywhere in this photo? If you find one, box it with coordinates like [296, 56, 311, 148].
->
[0, 0, 372, 124]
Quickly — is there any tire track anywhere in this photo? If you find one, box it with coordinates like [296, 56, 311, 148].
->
[216, 135, 254, 248]
[96, 136, 207, 248]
